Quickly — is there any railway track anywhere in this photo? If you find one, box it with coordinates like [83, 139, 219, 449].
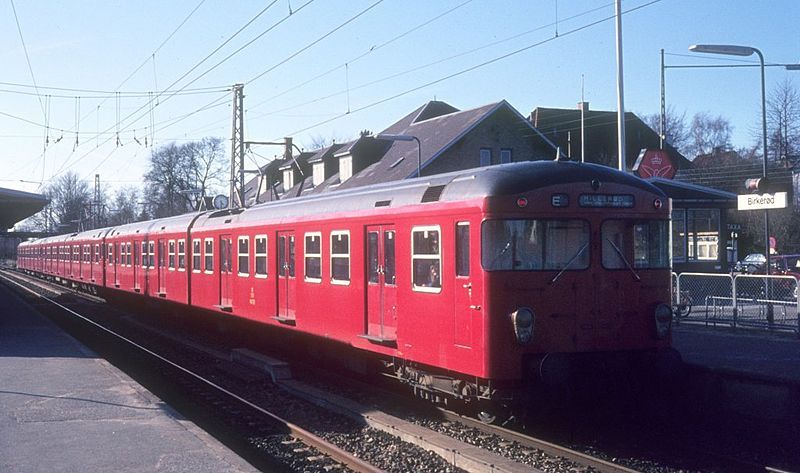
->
[2, 269, 791, 472]
[0, 270, 385, 473]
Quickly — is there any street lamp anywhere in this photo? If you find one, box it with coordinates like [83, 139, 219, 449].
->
[689, 44, 771, 277]
[375, 134, 422, 178]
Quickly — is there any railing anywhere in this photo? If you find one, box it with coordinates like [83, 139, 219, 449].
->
[673, 272, 800, 335]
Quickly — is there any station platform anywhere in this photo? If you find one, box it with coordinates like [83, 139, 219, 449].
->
[0, 282, 257, 472]
[672, 324, 800, 385]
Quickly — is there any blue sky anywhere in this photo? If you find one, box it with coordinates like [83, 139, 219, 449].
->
[1, 0, 798, 195]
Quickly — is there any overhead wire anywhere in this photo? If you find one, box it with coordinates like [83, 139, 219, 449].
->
[250, 0, 475, 108]
[0, 82, 229, 97]
[246, 0, 384, 84]
[54, 0, 297, 179]
[151, 0, 379, 139]
[281, 0, 663, 138]
[9, 0, 45, 121]
[186, 0, 476, 136]
[111, 0, 208, 94]
[245, 0, 615, 123]
[8, 0, 211, 185]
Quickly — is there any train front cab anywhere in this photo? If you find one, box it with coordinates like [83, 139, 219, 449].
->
[479, 169, 676, 395]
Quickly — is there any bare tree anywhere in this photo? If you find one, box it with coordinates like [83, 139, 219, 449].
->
[305, 133, 345, 151]
[767, 78, 800, 165]
[143, 138, 226, 218]
[187, 137, 227, 196]
[107, 186, 141, 226]
[688, 112, 733, 158]
[642, 105, 689, 154]
[27, 172, 93, 232]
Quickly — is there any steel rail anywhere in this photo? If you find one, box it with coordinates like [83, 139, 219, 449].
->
[0, 270, 385, 473]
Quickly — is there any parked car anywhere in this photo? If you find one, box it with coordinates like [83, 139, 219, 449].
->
[770, 254, 800, 277]
[735, 253, 766, 273]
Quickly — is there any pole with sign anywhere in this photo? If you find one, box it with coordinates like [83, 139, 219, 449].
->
[737, 192, 788, 211]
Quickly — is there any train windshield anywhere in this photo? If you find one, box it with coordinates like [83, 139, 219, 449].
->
[481, 219, 589, 271]
[602, 219, 670, 269]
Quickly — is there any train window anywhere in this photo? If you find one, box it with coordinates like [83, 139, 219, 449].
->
[158, 241, 166, 269]
[481, 220, 590, 271]
[304, 232, 322, 282]
[220, 238, 232, 273]
[108, 244, 113, 264]
[238, 236, 249, 276]
[94, 244, 100, 263]
[192, 239, 201, 272]
[411, 226, 441, 292]
[384, 231, 396, 285]
[148, 241, 155, 268]
[456, 222, 470, 277]
[168, 240, 176, 270]
[367, 232, 379, 284]
[134, 242, 140, 267]
[178, 239, 186, 270]
[330, 231, 350, 284]
[279, 235, 296, 277]
[126, 242, 132, 266]
[255, 235, 267, 278]
[601, 220, 669, 270]
[204, 238, 214, 273]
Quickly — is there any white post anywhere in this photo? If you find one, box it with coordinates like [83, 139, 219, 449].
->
[615, 0, 626, 172]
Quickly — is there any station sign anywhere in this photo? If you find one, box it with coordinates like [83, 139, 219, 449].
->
[737, 192, 787, 210]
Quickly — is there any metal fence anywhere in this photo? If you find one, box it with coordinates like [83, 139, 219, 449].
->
[673, 272, 800, 335]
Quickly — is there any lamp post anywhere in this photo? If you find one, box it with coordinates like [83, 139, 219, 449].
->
[689, 44, 771, 278]
[662, 52, 800, 150]
[375, 133, 422, 178]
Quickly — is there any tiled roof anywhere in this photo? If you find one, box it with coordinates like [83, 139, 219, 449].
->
[339, 100, 555, 190]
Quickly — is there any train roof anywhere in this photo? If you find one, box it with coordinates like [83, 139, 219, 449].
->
[217, 160, 666, 225]
[24, 161, 666, 242]
[106, 211, 207, 238]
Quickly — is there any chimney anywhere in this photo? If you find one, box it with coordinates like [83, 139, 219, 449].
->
[577, 101, 589, 112]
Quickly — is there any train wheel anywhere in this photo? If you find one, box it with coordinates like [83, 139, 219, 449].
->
[476, 410, 496, 424]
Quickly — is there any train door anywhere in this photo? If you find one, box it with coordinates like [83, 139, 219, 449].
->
[146, 240, 155, 295]
[110, 243, 119, 287]
[133, 241, 141, 292]
[158, 239, 167, 296]
[365, 225, 397, 342]
[453, 221, 477, 348]
[275, 231, 296, 323]
[91, 244, 97, 282]
[219, 234, 233, 310]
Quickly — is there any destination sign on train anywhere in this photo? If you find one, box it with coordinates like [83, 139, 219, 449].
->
[737, 192, 788, 210]
[579, 194, 635, 208]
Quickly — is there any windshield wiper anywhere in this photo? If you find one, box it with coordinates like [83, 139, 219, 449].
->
[605, 237, 641, 281]
[489, 240, 512, 268]
[550, 242, 589, 285]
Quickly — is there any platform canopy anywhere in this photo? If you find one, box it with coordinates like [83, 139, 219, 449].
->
[0, 187, 49, 230]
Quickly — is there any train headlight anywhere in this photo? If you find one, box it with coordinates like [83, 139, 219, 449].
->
[511, 307, 534, 345]
[654, 303, 672, 339]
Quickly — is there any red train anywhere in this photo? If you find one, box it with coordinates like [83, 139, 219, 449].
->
[18, 161, 676, 414]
